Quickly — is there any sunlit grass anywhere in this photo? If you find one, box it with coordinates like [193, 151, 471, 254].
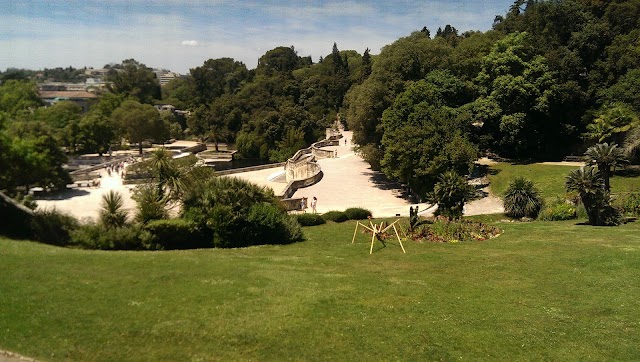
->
[2, 218, 640, 360]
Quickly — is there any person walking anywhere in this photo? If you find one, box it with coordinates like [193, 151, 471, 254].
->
[311, 196, 317, 213]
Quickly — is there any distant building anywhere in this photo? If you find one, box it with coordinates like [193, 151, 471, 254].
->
[39, 90, 98, 112]
[154, 69, 180, 86]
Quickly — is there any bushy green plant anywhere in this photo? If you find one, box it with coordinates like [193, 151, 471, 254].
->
[613, 192, 640, 216]
[144, 219, 208, 250]
[538, 199, 577, 221]
[344, 207, 372, 220]
[132, 184, 168, 224]
[428, 171, 476, 220]
[322, 211, 349, 223]
[248, 203, 303, 245]
[71, 223, 150, 250]
[181, 176, 300, 248]
[296, 213, 326, 226]
[566, 167, 621, 226]
[503, 177, 544, 219]
[99, 190, 128, 228]
[31, 208, 79, 246]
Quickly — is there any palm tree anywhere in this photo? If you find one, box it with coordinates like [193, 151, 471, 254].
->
[132, 184, 168, 224]
[503, 177, 544, 219]
[565, 167, 620, 226]
[149, 147, 179, 199]
[583, 143, 626, 192]
[99, 190, 128, 228]
[428, 171, 476, 220]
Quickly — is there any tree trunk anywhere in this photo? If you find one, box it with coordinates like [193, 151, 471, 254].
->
[138, 142, 143, 155]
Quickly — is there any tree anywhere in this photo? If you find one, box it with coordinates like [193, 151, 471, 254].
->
[380, 72, 478, 196]
[99, 190, 128, 229]
[583, 143, 626, 192]
[474, 32, 560, 158]
[190, 58, 249, 105]
[111, 100, 169, 154]
[0, 80, 42, 117]
[503, 177, 543, 219]
[566, 167, 620, 226]
[107, 59, 160, 104]
[428, 171, 476, 220]
[77, 113, 116, 155]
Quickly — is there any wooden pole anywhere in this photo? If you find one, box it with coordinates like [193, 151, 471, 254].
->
[351, 222, 360, 244]
[393, 224, 406, 253]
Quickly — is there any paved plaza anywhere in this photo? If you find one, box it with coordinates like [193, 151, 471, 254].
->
[35, 131, 504, 220]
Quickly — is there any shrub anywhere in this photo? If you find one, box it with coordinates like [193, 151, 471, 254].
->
[613, 192, 640, 216]
[31, 208, 79, 246]
[247, 203, 300, 245]
[144, 219, 208, 250]
[322, 211, 349, 223]
[182, 176, 300, 248]
[344, 207, 372, 220]
[429, 171, 476, 220]
[296, 213, 326, 226]
[503, 177, 544, 219]
[71, 223, 150, 250]
[132, 184, 168, 224]
[0, 191, 34, 239]
[538, 199, 577, 221]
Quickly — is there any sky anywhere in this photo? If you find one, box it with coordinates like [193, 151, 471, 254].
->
[0, 0, 514, 74]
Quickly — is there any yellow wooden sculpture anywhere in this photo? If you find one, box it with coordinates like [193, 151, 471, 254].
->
[351, 219, 406, 254]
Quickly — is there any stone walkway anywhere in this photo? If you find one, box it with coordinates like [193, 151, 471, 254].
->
[35, 133, 505, 219]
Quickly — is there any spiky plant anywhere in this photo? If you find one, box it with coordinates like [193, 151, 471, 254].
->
[132, 184, 168, 224]
[503, 177, 544, 219]
[428, 171, 476, 220]
[583, 143, 626, 192]
[99, 190, 128, 228]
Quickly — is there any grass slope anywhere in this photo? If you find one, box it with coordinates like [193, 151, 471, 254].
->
[488, 162, 640, 200]
[1, 219, 640, 361]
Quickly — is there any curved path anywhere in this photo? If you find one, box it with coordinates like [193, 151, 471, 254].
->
[35, 132, 504, 219]
[235, 131, 502, 217]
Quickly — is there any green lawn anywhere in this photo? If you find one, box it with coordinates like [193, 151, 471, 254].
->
[2, 219, 640, 361]
[488, 162, 640, 200]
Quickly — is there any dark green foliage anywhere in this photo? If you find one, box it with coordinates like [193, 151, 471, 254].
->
[247, 203, 303, 245]
[584, 143, 626, 192]
[503, 177, 544, 219]
[538, 199, 577, 221]
[70, 223, 150, 250]
[106, 59, 160, 104]
[144, 219, 208, 250]
[344, 207, 372, 220]
[429, 171, 477, 220]
[566, 167, 621, 226]
[296, 213, 326, 226]
[132, 184, 168, 224]
[0, 191, 34, 239]
[181, 176, 301, 248]
[99, 191, 128, 229]
[321, 211, 349, 223]
[31, 208, 79, 246]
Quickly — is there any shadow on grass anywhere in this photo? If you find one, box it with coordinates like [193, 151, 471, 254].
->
[615, 166, 640, 178]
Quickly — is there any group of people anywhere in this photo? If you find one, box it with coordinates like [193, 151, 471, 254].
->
[300, 196, 317, 213]
[105, 158, 134, 179]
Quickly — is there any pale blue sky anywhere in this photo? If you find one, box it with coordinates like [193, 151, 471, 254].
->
[0, 0, 513, 73]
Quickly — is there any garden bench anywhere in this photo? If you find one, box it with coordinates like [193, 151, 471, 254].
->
[563, 155, 583, 162]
